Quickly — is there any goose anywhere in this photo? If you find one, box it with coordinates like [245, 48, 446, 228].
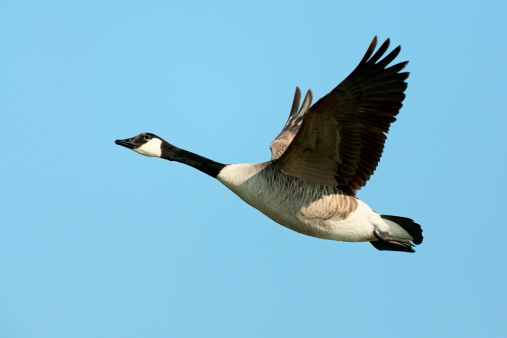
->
[115, 37, 423, 252]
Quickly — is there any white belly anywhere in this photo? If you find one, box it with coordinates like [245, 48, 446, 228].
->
[217, 163, 389, 242]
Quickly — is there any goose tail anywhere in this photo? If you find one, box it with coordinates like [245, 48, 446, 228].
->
[370, 215, 423, 252]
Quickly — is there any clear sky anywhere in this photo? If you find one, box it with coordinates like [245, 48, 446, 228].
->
[1, 1, 506, 337]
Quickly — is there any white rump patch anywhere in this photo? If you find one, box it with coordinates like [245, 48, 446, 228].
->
[382, 218, 413, 241]
[134, 138, 162, 157]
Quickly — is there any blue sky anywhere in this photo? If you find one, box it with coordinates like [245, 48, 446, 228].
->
[1, 1, 506, 337]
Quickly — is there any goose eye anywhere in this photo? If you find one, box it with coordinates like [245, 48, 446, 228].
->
[144, 135, 151, 140]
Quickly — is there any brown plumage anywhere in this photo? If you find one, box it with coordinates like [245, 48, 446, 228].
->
[270, 88, 312, 160]
[271, 36, 409, 196]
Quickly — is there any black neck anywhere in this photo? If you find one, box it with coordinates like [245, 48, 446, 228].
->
[161, 142, 226, 178]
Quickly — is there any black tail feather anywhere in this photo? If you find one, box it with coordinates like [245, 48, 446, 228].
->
[381, 215, 423, 244]
[370, 215, 423, 253]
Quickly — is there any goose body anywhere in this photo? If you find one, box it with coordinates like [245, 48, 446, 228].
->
[116, 37, 423, 252]
[218, 163, 413, 244]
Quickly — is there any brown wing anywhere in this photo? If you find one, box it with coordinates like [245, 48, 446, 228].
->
[272, 37, 409, 196]
[270, 87, 313, 160]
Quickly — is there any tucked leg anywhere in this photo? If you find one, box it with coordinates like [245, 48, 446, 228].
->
[370, 226, 415, 252]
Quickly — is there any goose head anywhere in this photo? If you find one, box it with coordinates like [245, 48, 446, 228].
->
[115, 132, 225, 177]
[115, 133, 164, 157]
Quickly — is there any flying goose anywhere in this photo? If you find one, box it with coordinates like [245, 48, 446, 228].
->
[116, 37, 423, 252]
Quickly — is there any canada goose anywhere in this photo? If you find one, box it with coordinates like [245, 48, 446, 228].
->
[116, 37, 423, 252]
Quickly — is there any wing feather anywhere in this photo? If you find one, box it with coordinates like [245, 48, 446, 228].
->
[269, 87, 313, 160]
[272, 37, 409, 196]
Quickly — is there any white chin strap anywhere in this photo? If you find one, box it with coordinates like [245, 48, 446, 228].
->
[134, 138, 162, 157]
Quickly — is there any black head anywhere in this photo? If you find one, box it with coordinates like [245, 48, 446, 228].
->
[115, 133, 163, 157]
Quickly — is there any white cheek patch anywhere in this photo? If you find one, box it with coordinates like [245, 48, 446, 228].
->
[134, 138, 162, 157]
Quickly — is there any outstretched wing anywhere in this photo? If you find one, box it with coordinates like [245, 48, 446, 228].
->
[269, 87, 313, 160]
[272, 37, 409, 196]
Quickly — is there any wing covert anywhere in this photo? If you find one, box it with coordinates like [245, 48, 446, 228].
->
[273, 37, 409, 196]
[270, 87, 313, 160]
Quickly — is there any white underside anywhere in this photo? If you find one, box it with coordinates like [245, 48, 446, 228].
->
[217, 163, 413, 243]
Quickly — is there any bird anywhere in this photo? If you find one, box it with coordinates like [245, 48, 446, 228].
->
[115, 36, 423, 252]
